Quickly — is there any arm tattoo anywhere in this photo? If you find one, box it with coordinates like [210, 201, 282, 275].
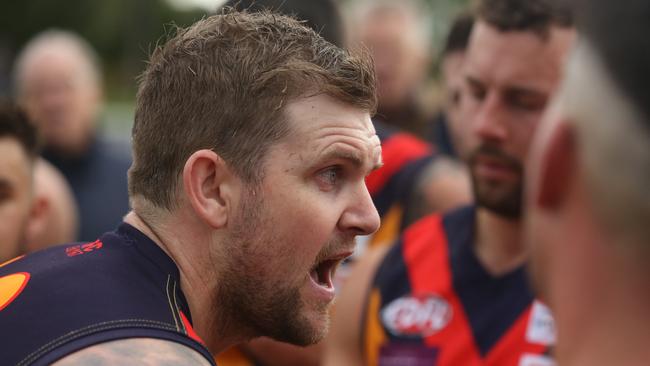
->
[53, 338, 212, 365]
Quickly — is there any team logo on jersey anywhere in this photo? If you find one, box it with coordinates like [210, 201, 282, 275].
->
[0, 272, 30, 311]
[381, 293, 452, 337]
[526, 301, 557, 346]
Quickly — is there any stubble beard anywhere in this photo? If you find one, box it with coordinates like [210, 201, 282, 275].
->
[212, 187, 329, 346]
[469, 144, 524, 219]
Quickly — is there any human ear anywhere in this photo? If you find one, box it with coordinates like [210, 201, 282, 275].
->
[536, 121, 576, 209]
[182, 150, 236, 229]
[24, 196, 50, 252]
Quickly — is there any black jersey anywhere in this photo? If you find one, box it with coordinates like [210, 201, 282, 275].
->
[0, 223, 215, 366]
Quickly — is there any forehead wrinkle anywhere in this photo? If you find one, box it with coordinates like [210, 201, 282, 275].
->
[311, 130, 382, 172]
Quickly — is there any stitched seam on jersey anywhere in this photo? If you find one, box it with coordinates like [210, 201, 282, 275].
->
[18, 319, 177, 366]
[172, 279, 186, 333]
[166, 275, 181, 331]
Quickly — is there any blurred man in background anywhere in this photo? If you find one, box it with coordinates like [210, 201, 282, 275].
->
[351, 0, 434, 138]
[13, 30, 130, 241]
[0, 101, 39, 263]
[325, 0, 575, 365]
[428, 12, 476, 159]
[525, 0, 650, 364]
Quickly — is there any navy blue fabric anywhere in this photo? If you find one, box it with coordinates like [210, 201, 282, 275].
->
[444, 206, 534, 356]
[427, 112, 457, 158]
[43, 135, 131, 242]
[0, 223, 215, 366]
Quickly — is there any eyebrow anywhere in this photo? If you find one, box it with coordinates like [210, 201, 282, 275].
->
[467, 75, 546, 97]
[503, 86, 547, 99]
[318, 149, 383, 172]
[466, 75, 483, 87]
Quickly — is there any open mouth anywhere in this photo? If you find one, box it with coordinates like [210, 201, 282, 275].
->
[309, 253, 352, 290]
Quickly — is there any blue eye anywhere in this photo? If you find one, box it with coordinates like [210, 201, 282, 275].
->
[318, 166, 342, 189]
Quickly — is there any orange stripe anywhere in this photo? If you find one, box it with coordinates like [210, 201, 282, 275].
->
[370, 204, 404, 248]
[0, 255, 25, 268]
[363, 289, 388, 366]
[215, 346, 255, 366]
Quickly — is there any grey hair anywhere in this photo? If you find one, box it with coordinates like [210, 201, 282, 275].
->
[348, 0, 433, 53]
[13, 29, 102, 94]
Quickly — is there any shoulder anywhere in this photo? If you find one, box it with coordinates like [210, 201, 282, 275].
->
[53, 338, 214, 366]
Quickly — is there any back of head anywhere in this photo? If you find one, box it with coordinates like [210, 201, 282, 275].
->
[555, 0, 650, 254]
[223, 0, 345, 47]
[129, 10, 376, 212]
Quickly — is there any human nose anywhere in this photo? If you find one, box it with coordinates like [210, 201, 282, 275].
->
[472, 93, 508, 143]
[339, 184, 381, 236]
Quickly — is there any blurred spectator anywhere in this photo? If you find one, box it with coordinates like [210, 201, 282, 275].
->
[26, 158, 79, 252]
[13, 30, 131, 241]
[223, 0, 344, 48]
[525, 0, 650, 364]
[428, 12, 476, 159]
[0, 100, 39, 263]
[351, 0, 434, 138]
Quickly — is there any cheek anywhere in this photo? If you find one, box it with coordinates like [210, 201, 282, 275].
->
[0, 203, 27, 240]
[265, 195, 341, 262]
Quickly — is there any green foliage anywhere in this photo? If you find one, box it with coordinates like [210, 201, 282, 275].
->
[1, 0, 207, 100]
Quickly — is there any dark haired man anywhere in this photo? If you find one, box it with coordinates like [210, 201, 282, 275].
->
[0, 101, 40, 263]
[524, 0, 650, 364]
[0, 11, 380, 365]
[325, 1, 575, 365]
[429, 12, 475, 159]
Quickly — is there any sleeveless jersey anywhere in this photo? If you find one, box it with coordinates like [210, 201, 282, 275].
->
[362, 206, 556, 366]
[0, 223, 215, 366]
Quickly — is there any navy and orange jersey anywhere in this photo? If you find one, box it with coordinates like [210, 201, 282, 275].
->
[366, 121, 436, 247]
[0, 223, 215, 366]
[362, 206, 556, 366]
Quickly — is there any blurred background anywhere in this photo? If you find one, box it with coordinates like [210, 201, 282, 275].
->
[0, 0, 470, 140]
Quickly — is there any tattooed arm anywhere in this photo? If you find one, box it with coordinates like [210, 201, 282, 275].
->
[53, 338, 213, 365]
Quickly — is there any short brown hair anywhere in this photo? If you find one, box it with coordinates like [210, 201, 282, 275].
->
[129, 10, 376, 210]
[476, 0, 574, 38]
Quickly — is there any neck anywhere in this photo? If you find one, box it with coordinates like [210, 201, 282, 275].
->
[474, 208, 525, 275]
[123, 211, 250, 354]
